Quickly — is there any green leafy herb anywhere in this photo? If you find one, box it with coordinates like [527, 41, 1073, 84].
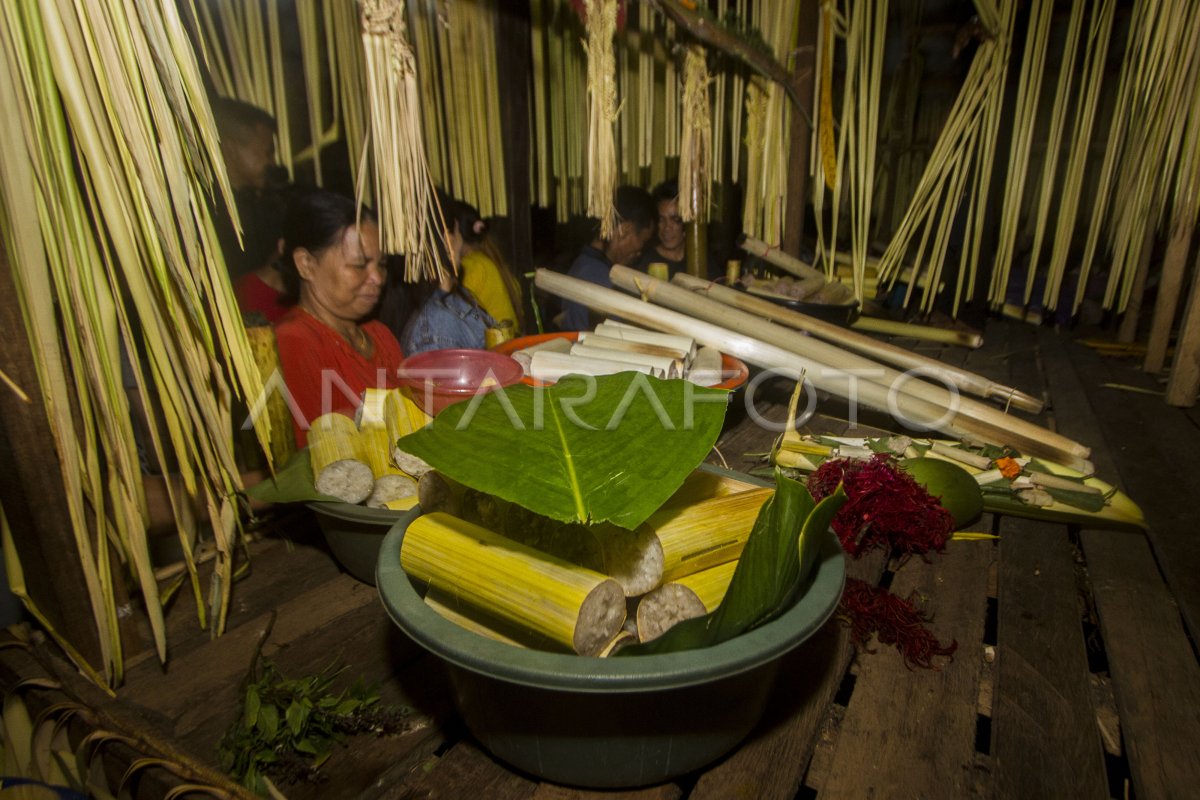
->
[218, 659, 410, 794]
[396, 373, 729, 529]
[624, 470, 846, 654]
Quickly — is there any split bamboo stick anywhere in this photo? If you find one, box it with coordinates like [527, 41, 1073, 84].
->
[671, 273, 1040, 412]
[848, 316, 983, 349]
[400, 512, 626, 656]
[534, 269, 1091, 470]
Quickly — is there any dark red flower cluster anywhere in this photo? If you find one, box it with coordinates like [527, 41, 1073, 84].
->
[839, 578, 958, 670]
[807, 454, 954, 558]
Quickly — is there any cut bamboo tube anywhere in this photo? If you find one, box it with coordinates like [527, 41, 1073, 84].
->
[510, 336, 573, 374]
[308, 413, 373, 504]
[635, 559, 738, 642]
[529, 350, 661, 381]
[662, 470, 760, 508]
[739, 234, 828, 282]
[647, 488, 772, 582]
[415, 472, 662, 596]
[401, 512, 626, 656]
[537, 269, 1089, 467]
[594, 321, 699, 361]
[673, 274, 1040, 411]
[576, 331, 690, 362]
[687, 346, 723, 387]
[424, 588, 529, 648]
[850, 316, 983, 348]
[366, 474, 418, 509]
[606, 267, 1088, 464]
[570, 343, 680, 377]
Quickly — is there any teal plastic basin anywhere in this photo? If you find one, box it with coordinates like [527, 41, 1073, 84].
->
[375, 508, 846, 788]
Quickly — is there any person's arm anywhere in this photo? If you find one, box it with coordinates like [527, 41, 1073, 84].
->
[274, 326, 329, 446]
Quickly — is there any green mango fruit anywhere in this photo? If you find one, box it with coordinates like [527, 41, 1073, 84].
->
[899, 457, 984, 529]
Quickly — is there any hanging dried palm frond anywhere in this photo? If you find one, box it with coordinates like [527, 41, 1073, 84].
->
[679, 45, 712, 224]
[0, 0, 271, 684]
[361, 0, 447, 282]
[583, 0, 620, 238]
[330, 0, 372, 195]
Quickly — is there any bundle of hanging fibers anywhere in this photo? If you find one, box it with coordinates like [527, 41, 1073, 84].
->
[807, 454, 958, 670]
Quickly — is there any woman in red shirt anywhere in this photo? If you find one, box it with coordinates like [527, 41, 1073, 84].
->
[274, 191, 403, 446]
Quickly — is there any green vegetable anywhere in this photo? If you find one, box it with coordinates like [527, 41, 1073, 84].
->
[397, 373, 729, 529]
[624, 470, 846, 654]
[898, 457, 984, 528]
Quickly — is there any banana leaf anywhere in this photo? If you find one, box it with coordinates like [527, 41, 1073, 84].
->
[625, 471, 847, 655]
[396, 373, 729, 529]
[245, 450, 341, 504]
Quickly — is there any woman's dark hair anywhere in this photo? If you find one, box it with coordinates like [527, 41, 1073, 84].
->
[279, 190, 376, 300]
[650, 179, 679, 205]
[455, 200, 488, 246]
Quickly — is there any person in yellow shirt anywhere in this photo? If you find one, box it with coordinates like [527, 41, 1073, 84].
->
[455, 202, 524, 336]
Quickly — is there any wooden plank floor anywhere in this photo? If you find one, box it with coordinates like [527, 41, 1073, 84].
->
[3, 319, 1199, 800]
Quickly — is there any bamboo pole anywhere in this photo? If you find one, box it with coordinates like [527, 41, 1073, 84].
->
[1144, 219, 1196, 374]
[608, 266, 1083, 462]
[1165, 243, 1200, 406]
[535, 269, 1091, 470]
[671, 273, 1041, 412]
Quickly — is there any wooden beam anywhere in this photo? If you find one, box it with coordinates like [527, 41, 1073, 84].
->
[495, 1, 533, 284]
[1143, 219, 1194, 374]
[1165, 242, 1200, 406]
[783, 1, 819, 254]
[0, 243, 104, 669]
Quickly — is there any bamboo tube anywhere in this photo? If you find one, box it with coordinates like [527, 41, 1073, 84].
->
[649, 488, 772, 582]
[575, 332, 689, 362]
[739, 234, 827, 282]
[570, 267, 1090, 466]
[424, 587, 529, 648]
[400, 512, 626, 656]
[671, 274, 1038, 411]
[612, 267, 1076, 455]
[415, 472, 662, 597]
[510, 336, 573, 374]
[529, 350, 660, 382]
[570, 343, 681, 377]
[593, 321, 698, 361]
[662, 470, 760, 508]
[366, 474, 418, 508]
[636, 557, 739, 642]
[850, 316, 983, 349]
[309, 413, 373, 504]
[687, 346, 723, 387]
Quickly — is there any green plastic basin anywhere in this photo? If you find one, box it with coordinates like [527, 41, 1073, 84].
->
[307, 502, 405, 586]
[375, 508, 846, 788]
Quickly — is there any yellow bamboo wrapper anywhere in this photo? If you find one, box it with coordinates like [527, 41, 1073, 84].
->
[401, 512, 626, 655]
[645, 487, 773, 583]
[308, 413, 372, 504]
[244, 324, 295, 467]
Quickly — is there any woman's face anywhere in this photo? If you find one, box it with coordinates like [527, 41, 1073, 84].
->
[656, 198, 685, 250]
[295, 220, 385, 322]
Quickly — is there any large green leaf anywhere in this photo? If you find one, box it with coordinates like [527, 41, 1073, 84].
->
[396, 373, 729, 529]
[626, 470, 846, 654]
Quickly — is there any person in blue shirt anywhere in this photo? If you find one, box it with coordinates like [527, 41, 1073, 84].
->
[400, 194, 496, 355]
[560, 185, 657, 331]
